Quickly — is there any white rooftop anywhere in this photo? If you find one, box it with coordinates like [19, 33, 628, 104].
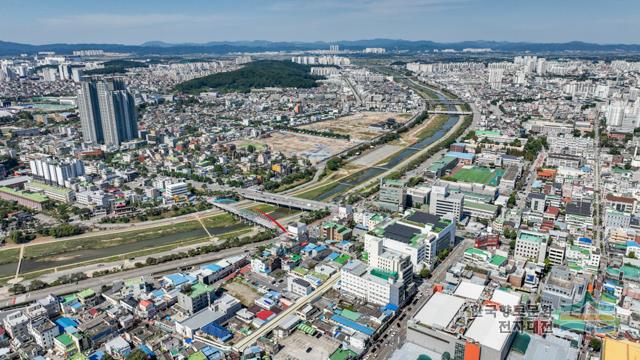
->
[454, 281, 485, 301]
[490, 289, 521, 307]
[465, 306, 516, 351]
[413, 292, 466, 329]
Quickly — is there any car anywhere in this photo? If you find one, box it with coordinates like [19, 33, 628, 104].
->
[306, 347, 313, 353]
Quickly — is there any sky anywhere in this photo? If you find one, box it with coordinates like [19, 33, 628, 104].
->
[1, 0, 638, 45]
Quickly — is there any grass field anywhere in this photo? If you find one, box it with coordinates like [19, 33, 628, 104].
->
[451, 166, 504, 186]
[19, 213, 238, 261]
[295, 181, 340, 200]
[0, 248, 20, 266]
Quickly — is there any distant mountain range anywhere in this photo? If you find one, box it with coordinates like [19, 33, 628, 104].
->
[1, 39, 640, 56]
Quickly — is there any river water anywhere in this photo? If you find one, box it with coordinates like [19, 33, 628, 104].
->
[311, 89, 460, 201]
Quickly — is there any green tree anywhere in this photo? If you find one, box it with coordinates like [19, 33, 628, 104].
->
[247, 144, 256, 153]
[419, 268, 431, 278]
[125, 349, 149, 360]
[589, 338, 602, 352]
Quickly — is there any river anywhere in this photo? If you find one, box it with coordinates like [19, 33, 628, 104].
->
[310, 89, 460, 201]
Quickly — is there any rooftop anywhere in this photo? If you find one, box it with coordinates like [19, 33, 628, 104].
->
[0, 186, 48, 202]
[465, 306, 516, 351]
[413, 292, 465, 329]
[183, 282, 214, 299]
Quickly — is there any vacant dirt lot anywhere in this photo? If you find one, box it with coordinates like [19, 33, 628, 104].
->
[223, 280, 260, 307]
[234, 131, 352, 164]
[299, 112, 411, 141]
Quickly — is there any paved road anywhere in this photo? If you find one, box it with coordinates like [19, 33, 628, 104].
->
[364, 238, 473, 360]
[0, 237, 278, 309]
[232, 272, 341, 352]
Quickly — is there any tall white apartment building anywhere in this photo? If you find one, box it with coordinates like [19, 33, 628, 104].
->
[606, 100, 626, 127]
[488, 68, 504, 90]
[29, 157, 85, 187]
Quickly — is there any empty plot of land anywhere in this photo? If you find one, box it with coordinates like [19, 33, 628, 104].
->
[223, 280, 261, 307]
[352, 144, 403, 166]
[299, 112, 411, 141]
[274, 331, 340, 360]
[235, 131, 352, 164]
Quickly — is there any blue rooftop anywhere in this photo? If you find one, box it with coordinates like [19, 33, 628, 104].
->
[201, 263, 223, 273]
[55, 317, 78, 330]
[164, 273, 196, 287]
[578, 237, 592, 244]
[446, 151, 475, 160]
[201, 322, 232, 342]
[325, 252, 340, 261]
[138, 344, 155, 357]
[302, 243, 317, 252]
[314, 245, 328, 252]
[331, 314, 375, 336]
[88, 352, 106, 360]
[382, 303, 399, 312]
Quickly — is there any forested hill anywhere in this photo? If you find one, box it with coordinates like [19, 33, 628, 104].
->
[173, 60, 323, 94]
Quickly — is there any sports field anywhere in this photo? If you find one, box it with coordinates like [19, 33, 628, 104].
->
[451, 166, 504, 186]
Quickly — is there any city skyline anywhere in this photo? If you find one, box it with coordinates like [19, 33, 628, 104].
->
[1, 0, 638, 45]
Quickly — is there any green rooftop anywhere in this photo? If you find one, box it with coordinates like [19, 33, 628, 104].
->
[27, 180, 73, 196]
[55, 333, 74, 348]
[183, 282, 214, 299]
[464, 200, 499, 212]
[188, 351, 207, 360]
[323, 221, 351, 235]
[76, 289, 95, 299]
[334, 254, 351, 265]
[489, 254, 507, 266]
[465, 247, 490, 258]
[62, 295, 77, 304]
[0, 186, 48, 202]
[341, 309, 361, 321]
[330, 348, 358, 360]
[607, 264, 640, 281]
[427, 156, 457, 172]
[370, 268, 398, 280]
[518, 230, 547, 244]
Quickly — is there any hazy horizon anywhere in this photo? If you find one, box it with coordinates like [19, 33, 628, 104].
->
[1, 0, 637, 45]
